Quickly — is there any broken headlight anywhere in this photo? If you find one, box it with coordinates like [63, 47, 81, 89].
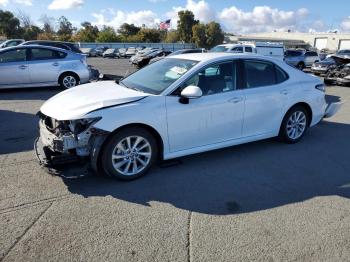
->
[71, 117, 102, 135]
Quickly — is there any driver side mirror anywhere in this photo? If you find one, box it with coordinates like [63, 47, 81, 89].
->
[179, 85, 202, 104]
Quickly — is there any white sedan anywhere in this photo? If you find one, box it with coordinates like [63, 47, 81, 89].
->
[35, 53, 341, 180]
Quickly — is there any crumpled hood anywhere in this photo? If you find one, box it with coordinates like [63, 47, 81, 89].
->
[40, 81, 147, 120]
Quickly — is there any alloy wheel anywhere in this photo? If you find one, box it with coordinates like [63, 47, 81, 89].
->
[286, 111, 307, 140]
[111, 136, 152, 176]
[63, 75, 77, 88]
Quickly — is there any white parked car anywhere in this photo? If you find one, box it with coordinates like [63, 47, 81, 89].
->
[35, 53, 341, 180]
[210, 42, 284, 60]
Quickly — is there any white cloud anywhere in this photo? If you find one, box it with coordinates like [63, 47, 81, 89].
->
[219, 6, 309, 33]
[92, 10, 160, 29]
[48, 0, 84, 10]
[91, 0, 330, 34]
[165, 0, 215, 29]
[0, 0, 9, 6]
[14, 0, 32, 6]
[340, 17, 350, 32]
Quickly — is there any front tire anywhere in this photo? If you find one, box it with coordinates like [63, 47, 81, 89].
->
[297, 62, 305, 70]
[101, 127, 158, 180]
[279, 106, 309, 144]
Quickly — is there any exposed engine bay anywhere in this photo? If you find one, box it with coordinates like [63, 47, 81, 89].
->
[35, 112, 109, 169]
[324, 56, 350, 86]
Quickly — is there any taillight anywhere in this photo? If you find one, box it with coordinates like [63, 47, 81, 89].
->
[315, 83, 326, 92]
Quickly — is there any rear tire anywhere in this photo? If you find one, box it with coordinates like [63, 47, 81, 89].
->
[59, 73, 79, 89]
[279, 106, 310, 144]
[101, 127, 158, 180]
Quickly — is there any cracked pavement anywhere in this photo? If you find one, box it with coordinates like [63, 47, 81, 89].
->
[1, 58, 350, 261]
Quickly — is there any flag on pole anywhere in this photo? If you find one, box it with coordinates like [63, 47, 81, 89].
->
[160, 19, 171, 30]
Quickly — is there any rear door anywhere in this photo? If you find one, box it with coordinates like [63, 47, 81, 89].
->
[304, 51, 319, 66]
[242, 59, 290, 137]
[0, 48, 30, 87]
[27, 47, 66, 85]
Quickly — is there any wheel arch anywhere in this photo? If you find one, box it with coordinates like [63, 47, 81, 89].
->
[283, 102, 313, 127]
[95, 123, 165, 173]
[58, 71, 80, 84]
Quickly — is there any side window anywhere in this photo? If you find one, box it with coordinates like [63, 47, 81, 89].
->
[275, 66, 289, 84]
[182, 61, 237, 96]
[57, 51, 67, 59]
[30, 48, 59, 60]
[0, 49, 26, 63]
[231, 46, 243, 52]
[244, 60, 276, 88]
[7, 41, 18, 47]
[245, 46, 253, 53]
[54, 44, 70, 50]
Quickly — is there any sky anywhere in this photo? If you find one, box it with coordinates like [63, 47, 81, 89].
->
[0, 0, 350, 34]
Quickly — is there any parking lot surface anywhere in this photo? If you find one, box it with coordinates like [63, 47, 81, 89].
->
[1, 58, 350, 262]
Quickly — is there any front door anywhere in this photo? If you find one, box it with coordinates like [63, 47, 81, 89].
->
[0, 48, 30, 87]
[166, 61, 245, 152]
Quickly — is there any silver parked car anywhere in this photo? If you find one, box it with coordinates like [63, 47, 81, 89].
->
[0, 39, 25, 49]
[0, 45, 90, 89]
[284, 50, 320, 70]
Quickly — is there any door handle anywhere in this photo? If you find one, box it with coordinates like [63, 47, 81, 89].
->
[280, 89, 289, 95]
[52, 62, 59, 66]
[228, 97, 243, 103]
[19, 65, 27, 70]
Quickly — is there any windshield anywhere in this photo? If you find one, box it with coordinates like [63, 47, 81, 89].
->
[337, 50, 350, 55]
[210, 46, 229, 52]
[323, 57, 335, 63]
[121, 58, 198, 95]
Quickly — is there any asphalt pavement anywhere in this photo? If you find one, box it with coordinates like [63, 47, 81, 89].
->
[1, 58, 350, 261]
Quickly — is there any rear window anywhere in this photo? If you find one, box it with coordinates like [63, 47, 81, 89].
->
[285, 50, 302, 57]
[275, 66, 289, 84]
[210, 46, 229, 52]
[306, 51, 318, 56]
[30, 48, 66, 60]
[243, 60, 288, 88]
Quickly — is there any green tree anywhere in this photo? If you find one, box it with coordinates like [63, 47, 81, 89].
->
[73, 22, 99, 42]
[117, 23, 140, 37]
[22, 25, 42, 40]
[192, 23, 206, 48]
[57, 16, 74, 41]
[177, 10, 198, 43]
[205, 21, 224, 48]
[0, 10, 22, 38]
[40, 15, 55, 34]
[164, 30, 179, 43]
[137, 28, 162, 43]
[96, 26, 120, 42]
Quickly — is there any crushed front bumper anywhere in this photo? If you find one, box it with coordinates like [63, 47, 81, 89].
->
[35, 116, 109, 169]
[34, 137, 80, 166]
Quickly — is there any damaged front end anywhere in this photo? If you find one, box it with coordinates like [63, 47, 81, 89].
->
[324, 56, 350, 86]
[34, 112, 109, 170]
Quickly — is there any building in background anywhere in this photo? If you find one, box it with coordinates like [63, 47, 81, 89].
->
[225, 32, 350, 52]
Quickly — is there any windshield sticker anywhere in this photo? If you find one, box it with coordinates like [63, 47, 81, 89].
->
[169, 66, 188, 75]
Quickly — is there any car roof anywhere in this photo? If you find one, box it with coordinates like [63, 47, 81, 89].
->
[168, 52, 266, 62]
[0, 44, 72, 53]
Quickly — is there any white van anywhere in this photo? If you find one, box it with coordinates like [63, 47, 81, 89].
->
[210, 42, 284, 60]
